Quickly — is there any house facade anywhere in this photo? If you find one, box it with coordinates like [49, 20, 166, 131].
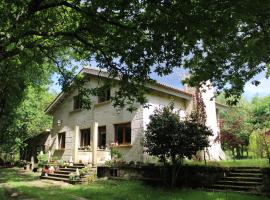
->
[44, 68, 225, 165]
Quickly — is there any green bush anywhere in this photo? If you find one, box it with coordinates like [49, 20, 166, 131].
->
[37, 151, 48, 168]
[111, 147, 122, 159]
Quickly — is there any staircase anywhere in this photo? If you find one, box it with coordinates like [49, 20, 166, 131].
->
[40, 163, 86, 183]
[208, 167, 263, 193]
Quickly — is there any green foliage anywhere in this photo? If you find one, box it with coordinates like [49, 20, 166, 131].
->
[69, 172, 80, 181]
[110, 147, 122, 159]
[1, 85, 55, 152]
[248, 129, 270, 163]
[79, 167, 91, 176]
[250, 96, 270, 130]
[218, 96, 252, 158]
[249, 132, 265, 159]
[37, 151, 49, 168]
[144, 103, 213, 165]
[248, 96, 270, 162]
[1, 0, 270, 121]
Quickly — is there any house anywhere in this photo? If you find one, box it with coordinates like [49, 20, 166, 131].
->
[44, 67, 225, 165]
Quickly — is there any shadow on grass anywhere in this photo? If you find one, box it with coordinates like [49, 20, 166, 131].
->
[0, 168, 38, 183]
[10, 181, 270, 200]
[0, 168, 268, 200]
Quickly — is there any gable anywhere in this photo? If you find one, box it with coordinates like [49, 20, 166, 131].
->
[45, 68, 193, 115]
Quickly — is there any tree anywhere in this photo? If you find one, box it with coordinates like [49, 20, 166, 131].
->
[0, 85, 55, 154]
[144, 104, 213, 186]
[216, 94, 252, 158]
[2, 1, 270, 134]
[249, 96, 270, 130]
[248, 96, 270, 162]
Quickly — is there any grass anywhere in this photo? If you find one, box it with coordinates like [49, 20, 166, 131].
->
[0, 168, 269, 200]
[184, 158, 270, 168]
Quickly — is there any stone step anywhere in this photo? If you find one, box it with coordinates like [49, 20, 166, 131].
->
[230, 168, 261, 173]
[209, 184, 259, 191]
[59, 168, 76, 172]
[73, 163, 86, 167]
[48, 173, 70, 178]
[216, 180, 262, 186]
[40, 175, 69, 182]
[223, 176, 262, 182]
[229, 172, 262, 178]
[66, 165, 85, 169]
[54, 170, 71, 175]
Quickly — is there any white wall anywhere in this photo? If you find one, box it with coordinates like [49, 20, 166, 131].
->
[50, 76, 144, 163]
[200, 81, 225, 160]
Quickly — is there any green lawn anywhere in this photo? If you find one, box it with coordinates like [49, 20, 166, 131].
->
[0, 168, 269, 200]
[184, 158, 270, 168]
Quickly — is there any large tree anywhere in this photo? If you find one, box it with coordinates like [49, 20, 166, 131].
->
[1, 1, 270, 131]
[1, 85, 55, 153]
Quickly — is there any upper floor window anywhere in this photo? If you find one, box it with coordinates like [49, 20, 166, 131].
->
[58, 132, 66, 149]
[73, 95, 82, 110]
[115, 123, 131, 145]
[98, 88, 110, 103]
[80, 128, 91, 147]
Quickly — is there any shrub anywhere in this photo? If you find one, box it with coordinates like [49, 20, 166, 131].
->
[37, 151, 49, 168]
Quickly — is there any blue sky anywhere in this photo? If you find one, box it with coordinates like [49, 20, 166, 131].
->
[49, 66, 270, 101]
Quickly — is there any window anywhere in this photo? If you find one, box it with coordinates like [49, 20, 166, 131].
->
[98, 126, 106, 149]
[73, 95, 82, 110]
[58, 132, 66, 149]
[98, 88, 110, 103]
[115, 123, 131, 145]
[80, 129, 91, 147]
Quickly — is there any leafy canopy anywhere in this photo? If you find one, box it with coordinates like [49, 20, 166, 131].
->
[1, 85, 55, 152]
[249, 96, 270, 130]
[1, 1, 270, 127]
[144, 104, 213, 165]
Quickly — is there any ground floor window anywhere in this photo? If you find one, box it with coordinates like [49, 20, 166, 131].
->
[98, 126, 106, 149]
[114, 123, 131, 145]
[58, 132, 66, 149]
[80, 128, 91, 148]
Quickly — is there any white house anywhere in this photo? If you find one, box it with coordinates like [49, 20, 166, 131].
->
[44, 67, 225, 165]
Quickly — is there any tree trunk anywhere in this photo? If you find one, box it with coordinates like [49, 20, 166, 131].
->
[241, 145, 244, 158]
[204, 149, 207, 165]
[236, 147, 241, 159]
[170, 155, 181, 188]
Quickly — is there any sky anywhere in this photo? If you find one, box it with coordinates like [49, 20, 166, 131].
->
[49, 65, 270, 101]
